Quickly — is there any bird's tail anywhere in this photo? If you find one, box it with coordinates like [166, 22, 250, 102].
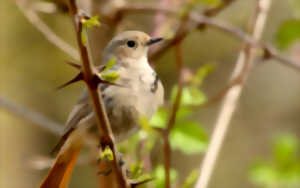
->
[40, 137, 83, 188]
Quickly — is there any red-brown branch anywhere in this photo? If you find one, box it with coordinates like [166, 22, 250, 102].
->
[66, 0, 128, 187]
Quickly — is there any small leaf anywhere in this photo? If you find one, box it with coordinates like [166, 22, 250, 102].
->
[100, 146, 114, 161]
[149, 108, 168, 128]
[170, 121, 207, 154]
[171, 86, 207, 106]
[276, 19, 300, 49]
[273, 134, 298, 165]
[101, 72, 120, 82]
[153, 165, 177, 188]
[176, 106, 193, 120]
[129, 162, 143, 179]
[183, 170, 199, 188]
[192, 64, 215, 87]
[81, 15, 101, 46]
[81, 15, 101, 29]
[249, 163, 278, 186]
[102, 57, 116, 73]
[139, 115, 155, 133]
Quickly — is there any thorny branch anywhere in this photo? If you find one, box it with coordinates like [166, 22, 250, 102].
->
[66, 0, 128, 187]
[194, 0, 272, 188]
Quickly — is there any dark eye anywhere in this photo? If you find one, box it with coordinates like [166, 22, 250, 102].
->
[127, 40, 136, 48]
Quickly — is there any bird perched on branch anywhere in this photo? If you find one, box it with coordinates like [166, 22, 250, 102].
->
[40, 31, 164, 188]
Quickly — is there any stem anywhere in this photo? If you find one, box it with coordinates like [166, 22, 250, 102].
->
[194, 1, 272, 188]
[163, 43, 184, 188]
[67, 0, 128, 187]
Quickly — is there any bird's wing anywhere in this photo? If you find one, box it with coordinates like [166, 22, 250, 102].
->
[51, 88, 93, 155]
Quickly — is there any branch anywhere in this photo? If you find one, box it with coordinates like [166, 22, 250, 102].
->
[189, 14, 300, 71]
[117, 3, 300, 71]
[149, 0, 236, 61]
[0, 96, 63, 135]
[163, 44, 184, 188]
[15, 0, 80, 61]
[151, 0, 170, 37]
[66, 0, 128, 187]
[194, 0, 272, 188]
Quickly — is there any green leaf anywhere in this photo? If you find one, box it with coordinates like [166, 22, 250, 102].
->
[153, 165, 177, 188]
[139, 115, 155, 133]
[276, 19, 300, 49]
[273, 134, 298, 165]
[80, 15, 101, 46]
[129, 162, 143, 179]
[183, 170, 199, 188]
[249, 163, 278, 187]
[170, 121, 207, 154]
[171, 86, 207, 106]
[101, 72, 120, 82]
[176, 107, 193, 120]
[192, 64, 215, 87]
[149, 108, 168, 128]
[102, 57, 116, 73]
[81, 15, 101, 29]
[99, 146, 114, 161]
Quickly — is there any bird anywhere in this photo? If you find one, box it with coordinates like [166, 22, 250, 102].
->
[40, 31, 164, 188]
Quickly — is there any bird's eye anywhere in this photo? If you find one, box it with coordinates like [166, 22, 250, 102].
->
[127, 40, 136, 48]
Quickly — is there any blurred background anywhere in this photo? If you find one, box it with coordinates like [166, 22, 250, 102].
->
[1, 0, 300, 188]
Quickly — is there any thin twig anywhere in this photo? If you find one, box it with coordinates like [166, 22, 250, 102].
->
[194, 1, 272, 188]
[0, 96, 63, 135]
[66, 0, 128, 187]
[15, 0, 80, 61]
[151, 0, 170, 37]
[163, 43, 184, 188]
[149, 0, 236, 61]
[117, 4, 300, 71]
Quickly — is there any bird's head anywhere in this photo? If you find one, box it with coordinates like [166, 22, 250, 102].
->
[102, 31, 163, 65]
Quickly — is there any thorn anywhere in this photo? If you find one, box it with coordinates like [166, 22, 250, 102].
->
[93, 75, 124, 88]
[66, 61, 81, 70]
[96, 64, 106, 72]
[263, 48, 272, 60]
[56, 72, 83, 90]
[130, 177, 155, 188]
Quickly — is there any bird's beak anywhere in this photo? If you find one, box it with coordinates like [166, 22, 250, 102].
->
[146, 37, 164, 46]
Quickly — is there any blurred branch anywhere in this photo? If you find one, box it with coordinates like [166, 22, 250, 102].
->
[194, 1, 272, 188]
[149, 0, 236, 61]
[151, 0, 170, 37]
[15, 0, 80, 61]
[189, 14, 300, 71]
[66, 0, 129, 187]
[163, 43, 184, 188]
[28, 153, 93, 170]
[16, 0, 300, 72]
[0, 96, 63, 135]
[118, 3, 300, 71]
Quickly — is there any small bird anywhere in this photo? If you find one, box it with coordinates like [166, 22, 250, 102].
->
[40, 31, 164, 188]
